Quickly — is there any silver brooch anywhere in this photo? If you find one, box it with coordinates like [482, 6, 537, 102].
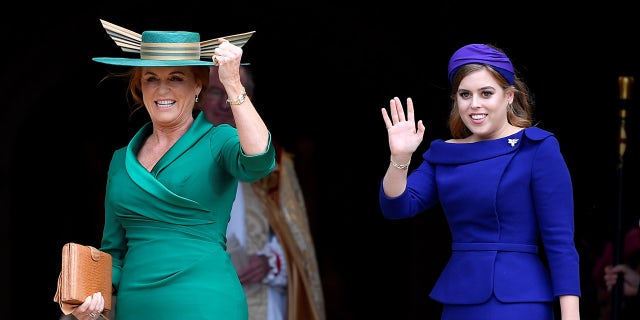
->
[508, 139, 519, 147]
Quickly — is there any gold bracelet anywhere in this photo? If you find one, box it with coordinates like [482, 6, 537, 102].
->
[226, 88, 247, 105]
[390, 156, 410, 170]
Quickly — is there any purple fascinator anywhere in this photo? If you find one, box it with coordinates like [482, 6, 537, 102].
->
[447, 44, 514, 85]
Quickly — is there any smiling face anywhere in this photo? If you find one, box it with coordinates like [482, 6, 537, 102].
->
[456, 67, 514, 141]
[140, 66, 202, 125]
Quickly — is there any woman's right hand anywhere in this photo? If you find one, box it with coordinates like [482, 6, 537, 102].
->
[71, 292, 106, 320]
[381, 97, 425, 160]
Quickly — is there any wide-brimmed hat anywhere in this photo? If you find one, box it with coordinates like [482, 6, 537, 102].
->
[92, 19, 254, 67]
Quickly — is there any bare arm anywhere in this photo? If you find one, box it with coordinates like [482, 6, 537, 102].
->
[380, 97, 425, 197]
[213, 38, 269, 155]
[558, 295, 580, 320]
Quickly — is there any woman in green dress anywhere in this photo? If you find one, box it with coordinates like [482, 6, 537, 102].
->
[86, 20, 275, 320]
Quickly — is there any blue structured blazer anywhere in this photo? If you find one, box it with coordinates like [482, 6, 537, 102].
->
[379, 127, 581, 304]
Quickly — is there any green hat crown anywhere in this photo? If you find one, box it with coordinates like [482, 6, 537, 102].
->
[139, 31, 202, 62]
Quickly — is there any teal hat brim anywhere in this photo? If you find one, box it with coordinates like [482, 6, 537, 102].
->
[92, 57, 214, 66]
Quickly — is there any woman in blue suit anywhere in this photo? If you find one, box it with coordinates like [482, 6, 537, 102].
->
[379, 44, 581, 320]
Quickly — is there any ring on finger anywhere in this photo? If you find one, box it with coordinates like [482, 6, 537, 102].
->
[89, 312, 98, 318]
[213, 55, 219, 65]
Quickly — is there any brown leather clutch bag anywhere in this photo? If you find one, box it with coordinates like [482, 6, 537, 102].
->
[53, 242, 113, 316]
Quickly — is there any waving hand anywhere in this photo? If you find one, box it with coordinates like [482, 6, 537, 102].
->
[381, 97, 426, 157]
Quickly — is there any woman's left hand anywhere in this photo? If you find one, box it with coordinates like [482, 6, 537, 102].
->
[212, 38, 243, 88]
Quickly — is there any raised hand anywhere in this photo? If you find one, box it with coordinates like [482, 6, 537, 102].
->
[381, 97, 426, 157]
[212, 38, 243, 87]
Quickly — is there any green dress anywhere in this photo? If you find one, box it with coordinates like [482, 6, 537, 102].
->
[100, 112, 276, 320]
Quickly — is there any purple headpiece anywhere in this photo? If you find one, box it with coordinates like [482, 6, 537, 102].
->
[447, 44, 514, 85]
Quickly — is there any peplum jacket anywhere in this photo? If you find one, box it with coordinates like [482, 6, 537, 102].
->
[379, 127, 581, 305]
